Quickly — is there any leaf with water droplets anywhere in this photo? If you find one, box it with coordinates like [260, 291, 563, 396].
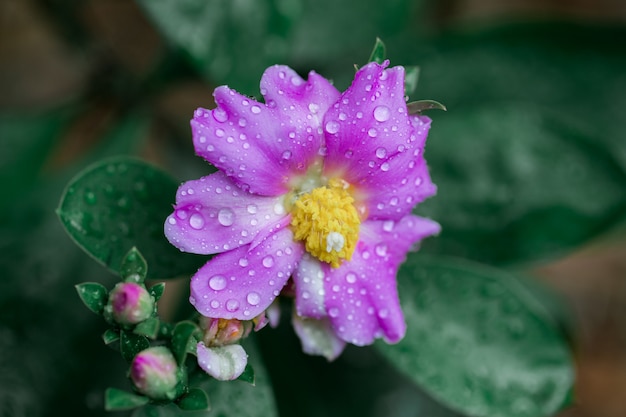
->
[149, 282, 166, 301]
[75, 282, 108, 315]
[57, 157, 204, 279]
[121, 247, 148, 283]
[367, 37, 386, 64]
[103, 328, 121, 346]
[105, 388, 149, 411]
[177, 388, 210, 411]
[172, 321, 201, 365]
[404, 66, 420, 96]
[134, 317, 161, 339]
[377, 254, 574, 417]
[407, 99, 447, 114]
[120, 330, 150, 362]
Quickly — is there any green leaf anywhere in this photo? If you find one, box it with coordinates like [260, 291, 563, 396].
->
[367, 37, 386, 64]
[171, 321, 200, 365]
[407, 99, 446, 114]
[237, 364, 255, 385]
[57, 156, 204, 279]
[404, 65, 420, 96]
[177, 388, 210, 411]
[149, 282, 166, 301]
[103, 328, 121, 346]
[74, 282, 108, 314]
[105, 388, 150, 411]
[134, 317, 161, 339]
[418, 104, 626, 265]
[120, 330, 151, 362]
[377, 254, 574, 417]
[121, 247, 148, 283]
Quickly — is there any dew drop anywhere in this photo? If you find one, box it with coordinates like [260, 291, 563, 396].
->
[210, 300, 220, 308]
[213, 108, 228, 122]
[84, 191, 97, 205]
[246, 292, 261, 306]
[251, 105, 261, 114]
[378, 309, 389, 318]
[189, 213, 205, 229]
[325, 121, 340, 134]
[382, 220, 394, 232]
[208, 275, 227, 291]
[329, 307, 339, 317]
[302, 291, 310, 299]
[168, 217, 176, 225]
[375, 244, 387, 257]
[262, 256, 274, 268]
[346, 273, 357, 284]
[380, 162, 390, 172]
[282, 150, 292, 160]
[215, 128, 225, 137]
[226, 299, 240, 312]
[332, 285, 340, 293]
[373, 105, 391, 122]
[367, 128, 377, 138]
[246, 204, 258, 214]
[238, 258, 249, 267]
[217, 208, 234, 226]
[308, 103, 319, 114]
[273, 203, 285, 215]
[238, 118, 247, 127]
[375, 147, 387, 159]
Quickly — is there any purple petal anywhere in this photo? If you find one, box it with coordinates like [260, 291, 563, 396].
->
[164, 172, 289, 255]
[192, 65, 339, 196]
[190, 227, 304, 320]
[293, 253, 327, 318]
[196, 343, 248, 381]
[365, 115, 437, 220]
[322, 62, 436, 219]
[292, 314, 346, 361]
[324, 215, 440, 345]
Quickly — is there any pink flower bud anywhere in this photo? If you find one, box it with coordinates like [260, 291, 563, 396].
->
[106, 282, 154, 325]
[200, 317, 251, 347]
[130, 347, 180, 400]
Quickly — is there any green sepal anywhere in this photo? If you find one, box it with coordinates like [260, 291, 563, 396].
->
[102, 328, 121, 346]
[177, 388, 211, 411]
[75, 282, 108, 315]
[104, 388, 150, 411]
[237, 364, 255, 385]
[404, 66, 420, 96]
[149, 282, 166, 301]
[121, 247, 148, 283]
[367, 37, 386, 64]
[172, 321, 201, 365]
[120, 330, 151, 362]
[407, 100, 447, 114]
[134, 317, 161, 339]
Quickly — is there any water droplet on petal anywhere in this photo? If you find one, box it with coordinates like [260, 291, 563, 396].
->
[373, 105, 391, 122]
[380, 162, 390, 172]
[382, 220, 394, 232]
[282, 150, 292, 160]
[346, 273, 357, 284]
[218, 208, 234, 226]
[329, 308, 339, 317]
[375, 147, 387, 159]
[273, 203, 285, 215]
[226, 299, 240, 312]
[308, 103, 319, 114]
[375, 244, 387, 257]
[378, 309, 389, 318]
[215, 128, 225, 137]
[247, 204, 257, 214]
[251, 105, 261, 114]
[325, 121, 340, 134]
[210, 300, 220, 308]
[368, 128, 377, 138]
[262, 256, 274, 268]
[208, 275, 227, 291]
[189, 213, 205, 229]
[213, 108, 228, 122]
[246, 292, 260, 306]
[238, 258, 249, 267]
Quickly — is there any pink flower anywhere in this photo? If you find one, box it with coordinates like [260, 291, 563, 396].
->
[130, 347, 181, 400]
[165, 60, 439, 358]
[106, 282, 154, 325]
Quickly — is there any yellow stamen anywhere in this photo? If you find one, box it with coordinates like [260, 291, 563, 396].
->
[290, 179, 360, 268]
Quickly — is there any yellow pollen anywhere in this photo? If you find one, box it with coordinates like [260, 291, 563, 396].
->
[290, 179, 360, 268]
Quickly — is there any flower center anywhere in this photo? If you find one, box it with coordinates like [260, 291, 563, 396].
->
[289, 179, 361, 268]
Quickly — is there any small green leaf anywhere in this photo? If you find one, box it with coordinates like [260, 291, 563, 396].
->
[149, 282, 166, 301]
[120, 330, 151, 362]
[102, 328, 120, 346]
[407, 99, 447, 114]
[377, 254, 574, 417]
[134, 317, 161, 339]
[57, 157, 204, 279]
[74, 282, 108, 314]
[171, 321, 200, 365]
[404, 66, 420, 96]
[367, 37, 386, 64]
[177, 388, 210, 411]
[121, 247, 148, 283]
[105, 388, 150, 411]
[237, 364, 255, 385]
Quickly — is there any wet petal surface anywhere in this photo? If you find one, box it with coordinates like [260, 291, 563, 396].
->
[190, 227, 304, 320]
[324, 215, 440, 345]
[196, 343, 248, 381]
[293, 253, 327, 318]
[165, 172, 289, 254]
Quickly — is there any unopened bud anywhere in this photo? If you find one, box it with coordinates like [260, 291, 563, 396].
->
[106, 282, 154, 325]
[200, 317, 251, 347]
[130, 347, 181, 400]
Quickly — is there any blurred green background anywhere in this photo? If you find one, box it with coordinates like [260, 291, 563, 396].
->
[1, 0, 625, 416]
